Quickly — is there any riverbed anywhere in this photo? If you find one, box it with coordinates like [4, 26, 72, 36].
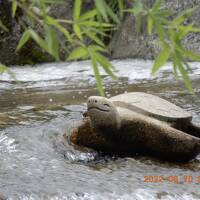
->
[0, 59, 199, 199]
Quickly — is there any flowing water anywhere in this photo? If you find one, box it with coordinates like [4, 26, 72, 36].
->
[0, 59, 200, 200]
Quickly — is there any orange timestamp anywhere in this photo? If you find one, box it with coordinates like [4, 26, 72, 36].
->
[144, 175, 200, 184]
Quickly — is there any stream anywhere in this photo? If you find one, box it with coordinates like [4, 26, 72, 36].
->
[0, 59, 199, 200]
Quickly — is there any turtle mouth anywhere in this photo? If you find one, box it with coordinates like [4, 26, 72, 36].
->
[88, 106, 110, 112]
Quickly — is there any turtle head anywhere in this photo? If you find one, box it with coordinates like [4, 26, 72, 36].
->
[87, 96, 121, 131]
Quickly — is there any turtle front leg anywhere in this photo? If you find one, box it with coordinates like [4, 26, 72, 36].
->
[187, 122, 200, 138]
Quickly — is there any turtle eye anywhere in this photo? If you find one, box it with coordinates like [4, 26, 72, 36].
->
[103, 103, 110, 107]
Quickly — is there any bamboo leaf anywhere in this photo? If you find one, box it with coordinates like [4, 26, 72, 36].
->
[177, 61, 193, 93]
[154, 10, 172, 18]
[73, 24, 82, 40]
[152, 48, 170, 75]
[73, 0, 82, 20]
[184, 50, 200, 61]
[176, 45, 200, 61]
[80, 9, 98, 20]
[67, 46, 88, 60]
[85, 31, 105, 47]
[172, 60, 179, 80]
[29, 30, 49, 52]
[0, 20, 8, 32]
[91, 56, 105, 96]
[105, 3, 120, 24]
[178, 23, 194, 39]
[132, 0, 144, 16]
[117, 0, 124, 18]
[12, 1, 18, 17]
[45, 0, 65, 4]
[94, 52, 117, 79]
[155, 24, 165, 44]
[46, 16, 72, 42]
[147, 15, 153, 35]
[0, 63, 7, 73]
[94, 0, 108, 21]
[0, 63, 17, 81]
[88, 45, 108, 53]
[172, 7, 197, 26]
[45, 26, 59, 60]
[152, 0, 163, 12]
[16, 30, 31, 51]
[190, 27, 200, 32]
[78, 21, 113, 27]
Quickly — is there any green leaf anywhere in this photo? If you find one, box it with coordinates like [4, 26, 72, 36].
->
[85, 31, 105, 47]
[172, 7, 197, 26]
[178, 23, 194, 39]
[78, 21, 113, 27]
[105, 3, 120, 24]
[67, 46, 88, 60]
[46, 16, 72, 42]
[94, 0, 108, 21]
[155, 24, 165, 44]
[73, 24, 82, 40]
[0, 63, 7, 73]
[133, 0, 144, 16]
[16, 30, 31, 51]
[86, 27, 108, 37]
[0, 63, 16, 81]
[88, 45, 108, 53]
[183, 61, 192, 73]
[152, 48, 170, 75]
[44, 0, 65, 4]
[0, 20, 8, 32]
[117, 0, 124, 18]
[80, 9, 98, 20]
[177, 61, 193, 93]
[29, 30, 49, 52]
[45, 26, 59, 60]
[147, 15, 153, 35]
[185, 50, 200, 61]
[155, 10, 172, 18]
[172, 60, 179, 80]
[152, 0, 163, 12]
[73, 0, 82, 20]
[189, 27, 200, 32]
[12, 1, 18, 17]
[176, 45, 200, 61]
[91, 56, 105, 96]
[94, 52, 117, 79]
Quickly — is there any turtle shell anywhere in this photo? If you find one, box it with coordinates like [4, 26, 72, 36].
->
[110, 92, 192, 122]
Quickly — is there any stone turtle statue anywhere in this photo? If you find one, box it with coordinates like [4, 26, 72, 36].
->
[71, 92, 200, 162]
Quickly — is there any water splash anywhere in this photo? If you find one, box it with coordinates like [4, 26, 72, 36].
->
[0, 132, 17, 153]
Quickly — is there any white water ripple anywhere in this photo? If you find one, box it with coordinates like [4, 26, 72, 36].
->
[0, 132, 17, 153]
[0, 59, 199, 90]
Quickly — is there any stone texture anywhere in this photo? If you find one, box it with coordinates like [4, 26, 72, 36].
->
[0, 0, 21, 65]
[109, 0, 200, 59]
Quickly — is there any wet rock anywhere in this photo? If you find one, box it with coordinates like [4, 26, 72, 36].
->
[109, 0, 200, 59]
